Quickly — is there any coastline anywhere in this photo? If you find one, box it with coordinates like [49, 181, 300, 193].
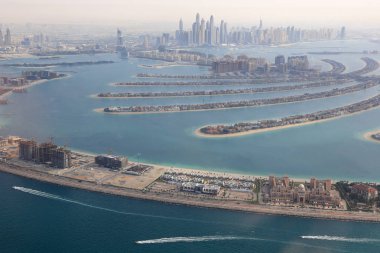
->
[363, 129, 380, 143]
[0, 75, 70, 100]
[193, 119, 330, 138]
[194, 102, 380, 138]
[1, 162, 379, 223]
[0, 53, 34, 60]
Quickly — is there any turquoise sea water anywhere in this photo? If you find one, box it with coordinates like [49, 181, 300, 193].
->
[1, 172, 380, 253]
[1, 40, 380, 181]
[1, 39, 380, 253]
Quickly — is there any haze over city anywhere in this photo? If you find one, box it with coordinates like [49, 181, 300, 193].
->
[2, 0, 380, 30]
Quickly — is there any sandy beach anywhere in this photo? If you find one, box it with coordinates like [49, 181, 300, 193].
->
[363, 129, 380, 143]
[68, 149, 325, 183]
[0, 53, 34, 60]
[0, 74, 70, 101]
[194, 104, 380, 138]
[194, 119, 331, 138]
[138, 62, 194, 69]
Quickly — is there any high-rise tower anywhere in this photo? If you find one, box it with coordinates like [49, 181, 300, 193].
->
[200, 19, 205, 45]
[116, 28, 124, 52]
[195, 13, 200, 44]
[4, 28, 11, 46]
[179, 18, 183, 31]
[0, 29, 3, 46]
[340, 26, 346, 40]
[220, 20, 224, 44]
[209, 15, 215, 45]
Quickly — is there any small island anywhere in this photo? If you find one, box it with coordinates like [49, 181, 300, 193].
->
[363, 130, 380, 142]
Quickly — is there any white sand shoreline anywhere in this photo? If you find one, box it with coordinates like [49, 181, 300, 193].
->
[363, 129, 380, 143]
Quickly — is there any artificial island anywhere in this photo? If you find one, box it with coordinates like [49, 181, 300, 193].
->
[1, 16, 380, 224]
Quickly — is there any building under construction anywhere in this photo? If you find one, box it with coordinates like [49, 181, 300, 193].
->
[18, 139, 71, 169]
[37, 142, 57, 164]
[19, 140, 39, 161]
[51, 147, 71, 169]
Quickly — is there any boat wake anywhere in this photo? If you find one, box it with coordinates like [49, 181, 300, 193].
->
[12, 186, 202, 222]
[301, 235, 380, 243]
[136, 236, 255, 244]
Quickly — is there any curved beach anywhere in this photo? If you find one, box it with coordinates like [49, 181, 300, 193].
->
[363, 130, 380, 143]
[194, 119, 330, 138]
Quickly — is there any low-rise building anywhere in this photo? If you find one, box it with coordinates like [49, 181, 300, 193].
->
[181, 182, 220, 195]
[95, 155, 128, 170]
[351, 184, 378, 201]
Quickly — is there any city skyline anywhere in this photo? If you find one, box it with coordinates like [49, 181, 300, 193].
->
[1, 0, 380, 30]
[173, 13, 344, 47]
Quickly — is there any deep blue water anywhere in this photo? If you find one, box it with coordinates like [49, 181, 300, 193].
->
[1, 172, 380, 253]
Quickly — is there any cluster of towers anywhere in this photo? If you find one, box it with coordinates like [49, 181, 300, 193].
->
[175, 13, 346, 46]
[176, 13, 228, 46]
[0, 28, 12, 46]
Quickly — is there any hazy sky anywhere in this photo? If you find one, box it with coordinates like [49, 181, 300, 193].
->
[2, 0, 380, 29]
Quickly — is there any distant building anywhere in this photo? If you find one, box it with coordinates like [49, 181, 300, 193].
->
[0, 29, 3, 46]
[274, 55, 287, 73]
[22, 70, 61, 80]
[340, 26, 346, 40]
[4, 28, 11, 46]
[351, 184, 378, 201]
[212, 55, 267, 73]
[95, 155, 128, 170]
[287, 56, 309, 71]
[116, 29, 124, 52]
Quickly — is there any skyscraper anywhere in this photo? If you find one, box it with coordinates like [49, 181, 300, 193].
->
[209, 15, 215, 45]
[179, 18, 183, 32]
[223, 22, 228, 44]
[195, 13, 200, 44]
[340, 26, 346, 40]
[0, 29, 3, 46]
[259, 19, 263, 30]
[200, 19, 205, 45]
[176, 18, 186, 45]
[4, 28, 11, 46]
[220, 20, 224, 44]
[116, 29, 124, 52]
